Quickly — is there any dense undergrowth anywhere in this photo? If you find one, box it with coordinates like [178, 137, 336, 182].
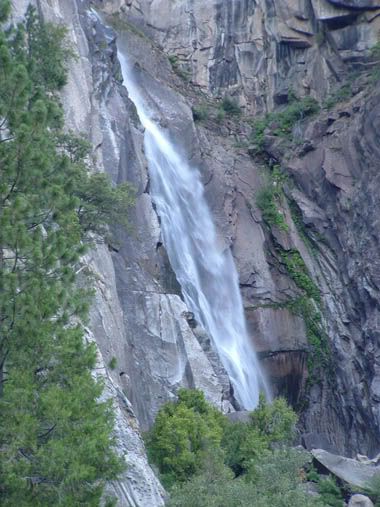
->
[0, 2, 134, 504]
[146, 389, 345, 507]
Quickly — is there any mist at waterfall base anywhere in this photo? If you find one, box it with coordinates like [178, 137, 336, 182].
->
[117, 50, 270, 409]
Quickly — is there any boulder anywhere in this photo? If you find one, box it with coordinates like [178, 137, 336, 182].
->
[348, 494, 374, 507]
[311, 449, 380, 489]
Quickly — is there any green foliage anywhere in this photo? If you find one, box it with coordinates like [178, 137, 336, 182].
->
[221, 96, 241, 116]
[145, 389, 224, 487]
[108, 356, 117, 370]
[21, 5, 74, 91]
[250, 117, 268, 153]
[250, 394, 297, 445]
[216, 108, 226, 122]
[318, 476, 344, 507]
[221, 421, 269, 476]
[222, 394, 297, 476]
[270, 96, 319, 137]
[284, 297, 330, 373]
[370, 41, 380, 83]
[168, 448, 323, 507]
[169, 54, 179, 66]
[149, 390, 340, 506]
[371, 41, 380, 59]
[75, 172, 135, 239]
[362, 473, 380, 506]
[324, 84, 352, 110]
[0, 0, 10, 22]
[280, 250, 320, 302]
[56, 131, 135, 240]
[255, 163, 289, 232]
[0, 7, 127, 504]
[256, 186, 288, 232]
[192, 104, 209, 122]
[168, 54, 191, 81]
[275, 243, 330, 374]
[306, 465, 321, 483]
[288, 200, 317, 255]
[147, 388, 298, 492]
[249, 95, 320, 155]
[247, 449, 324, 506]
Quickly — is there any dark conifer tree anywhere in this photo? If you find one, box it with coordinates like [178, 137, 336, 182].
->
[0, 3, 133, 504]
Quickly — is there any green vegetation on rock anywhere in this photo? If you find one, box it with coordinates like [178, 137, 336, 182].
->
[220, 96, 241, 116]
[323, 84, 353, 110]
[285, 297, 330, 373]
[280, 250, 320, 302]
[307, 468, 344, 507]
[250, 95, 320, 155]
[256, 164, 289, 231]
[0, 4, 134, 504]
[318, 476, 344, 507]
[168, 54, 191, 82]
[192, 104, 209, 122]
[256, 187, 288, 232]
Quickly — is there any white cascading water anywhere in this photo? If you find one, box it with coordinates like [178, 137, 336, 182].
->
[117, 49, 270, 409]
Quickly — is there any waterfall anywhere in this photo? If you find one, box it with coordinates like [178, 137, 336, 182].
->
[117, 49, 270, 409]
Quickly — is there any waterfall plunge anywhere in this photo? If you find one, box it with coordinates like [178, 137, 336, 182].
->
[117, 50, 270, 409]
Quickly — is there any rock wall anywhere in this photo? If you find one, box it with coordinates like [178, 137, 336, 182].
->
[121, 0, 380, 111]
[95, 0, 380, 457]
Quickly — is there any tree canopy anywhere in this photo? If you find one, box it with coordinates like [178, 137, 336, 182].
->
[0, 3, 133, 504]
[146, 389, 328, 506]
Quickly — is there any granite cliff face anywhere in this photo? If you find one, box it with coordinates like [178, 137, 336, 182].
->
[11, 0, 380, 504]
[105, 0, 380, 456]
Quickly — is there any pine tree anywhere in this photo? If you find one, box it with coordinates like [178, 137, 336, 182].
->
[0, 4, 132, 504]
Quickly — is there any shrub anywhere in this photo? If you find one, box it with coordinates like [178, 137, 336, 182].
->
[250, 394, 297, 445]
[145, 389, 224, 487]
[221, 421, 268, 476]
[147, 388, 299, 492]
[168, 54, 191, 81]
[370, 41, 380, 83]
[362, 472, 380, 506]
[249, 96, 320, 154]
[108, 356, 117, 370]
[318, 476, 344, 507]
[221, 96, 241, 116]
[256, 186, 289, 232]
[216, 108, 226, 122]
[168, 448, 323, 507]
[324, 84, 352, 110]
[192, 104, 209, 122]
